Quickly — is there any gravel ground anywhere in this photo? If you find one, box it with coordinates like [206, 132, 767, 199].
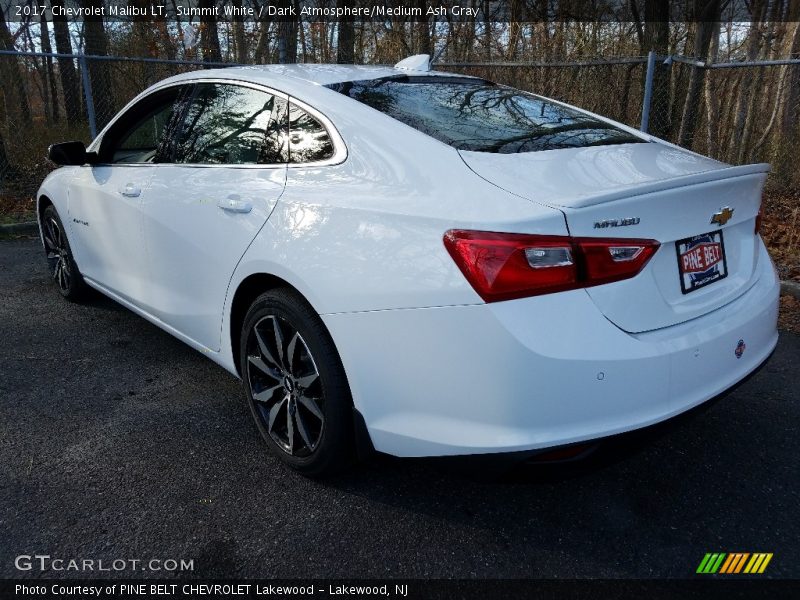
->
[1, 237, 798, 580]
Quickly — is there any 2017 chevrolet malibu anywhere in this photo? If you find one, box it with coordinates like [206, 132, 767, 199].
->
[38, 54, 780, 476]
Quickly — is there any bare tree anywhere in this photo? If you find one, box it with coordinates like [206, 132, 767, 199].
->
[200, 0, 223, 62]
[0, 4, 31, 124]
[0, 129, 15, 183]
[772, 13, 800, 181]
[640, 0, 671, 138]
[415, 0, 431, 55]
[337, 0, 355, 64]
[49, 0, 81, 124]
[728, 0, 768, 162]
[703, 21, 721, 155]
[253, 9, 273, 64]
[39, 12, 60, 123]
[276, 0, 298, 63]
[82, 0, 115, 129]
[232, 0, 248, 63]
[677, 0, 721, 148]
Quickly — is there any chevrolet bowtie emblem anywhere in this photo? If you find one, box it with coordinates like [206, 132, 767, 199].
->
[711, 207, 734, 227]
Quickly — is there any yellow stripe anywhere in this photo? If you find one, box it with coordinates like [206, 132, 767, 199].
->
[757, 553, 773, 574]
[744, 554, 760, 573]
[749, 554, 766, 573]
[734, 553, 750, 573]
[719, 554, 736, 574]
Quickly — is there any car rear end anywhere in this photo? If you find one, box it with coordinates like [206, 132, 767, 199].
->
[321, 72, 779, 458]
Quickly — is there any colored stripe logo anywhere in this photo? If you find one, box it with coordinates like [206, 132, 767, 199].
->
[697, 552, 773, 574]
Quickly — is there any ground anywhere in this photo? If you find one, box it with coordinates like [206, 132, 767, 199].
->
[1, 238, 798, 579]
[761, 189, 800, 283]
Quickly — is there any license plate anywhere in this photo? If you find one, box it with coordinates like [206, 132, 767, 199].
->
[675, 230, 728, 294]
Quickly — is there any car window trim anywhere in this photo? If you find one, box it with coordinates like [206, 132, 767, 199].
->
[88, 77, 347, 170]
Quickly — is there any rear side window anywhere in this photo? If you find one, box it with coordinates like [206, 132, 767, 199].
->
[288, 103, 335, 164]
[327, 76, 642, 153]
[171, 83, 288, 165]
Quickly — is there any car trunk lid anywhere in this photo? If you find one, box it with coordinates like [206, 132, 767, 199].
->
[460, 143, 769, 333]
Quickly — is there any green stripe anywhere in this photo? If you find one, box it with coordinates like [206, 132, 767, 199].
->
[710, 553, 727, 573]
[697, 554, 713, 573]
[703, 554, 719, 573]
[709, 554, 721, 573]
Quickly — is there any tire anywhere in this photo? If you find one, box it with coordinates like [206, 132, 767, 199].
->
[41, 205, 88, 301]
[239, 288, 354, 477]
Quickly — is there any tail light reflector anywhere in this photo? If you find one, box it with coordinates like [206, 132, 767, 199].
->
[444, 230, 660, 303]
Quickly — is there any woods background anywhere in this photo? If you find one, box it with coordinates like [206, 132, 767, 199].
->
[0, 0, 798, 287]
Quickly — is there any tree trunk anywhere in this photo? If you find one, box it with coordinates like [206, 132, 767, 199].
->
[415, 0, 431, 55]
[337, 0, 355, 64]
[482, 0, 491, 60]
[642, 0, 670, 138]
[773, 19, 800, 182]
[25, 25, 52, 125]
[276, 0, 297, 63]
[82, 0, 115, 130]
[199, 0, 222, 63]
[703, 21, 721, 156]
[50, 0, 81, 124]
[232, 0, 248, 63]
[254, 17, 272, 63]
[506, 0, 523, 59]
[39, 13, 60, 123]
[729, 0, 767, 161]
[0, 5, 32, 125]
[0, 129, 16, 184]
[677, 0, 720, 149]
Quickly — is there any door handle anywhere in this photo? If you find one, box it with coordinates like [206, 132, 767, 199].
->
[217, 197, 253, 214]
[119, 183, 141, 198]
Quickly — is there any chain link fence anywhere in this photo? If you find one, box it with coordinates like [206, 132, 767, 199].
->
[1, 50, 799, 220]
[0, 50, 226, 217]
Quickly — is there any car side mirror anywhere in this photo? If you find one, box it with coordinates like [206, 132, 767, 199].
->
[48, 141, 97, 166]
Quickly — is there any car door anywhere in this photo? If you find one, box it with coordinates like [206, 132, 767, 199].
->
[140, 81, 289, 351]
[68, 86, 188, 302]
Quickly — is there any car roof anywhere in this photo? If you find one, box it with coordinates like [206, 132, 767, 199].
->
[157, 63, 478, 96]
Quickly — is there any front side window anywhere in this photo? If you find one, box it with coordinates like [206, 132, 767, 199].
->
[100, 87, 186, 164]
[327, 76, 643, 153]
[171, 83, 288, 165]
[288, 103, 335, 164]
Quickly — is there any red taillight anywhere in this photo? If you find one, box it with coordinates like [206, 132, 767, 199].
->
[443, 230, 660, 303]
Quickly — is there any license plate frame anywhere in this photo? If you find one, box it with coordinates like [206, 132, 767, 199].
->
[675, 230, 728, 294]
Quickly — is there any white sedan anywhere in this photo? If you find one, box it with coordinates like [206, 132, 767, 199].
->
[37, 54, 780, 475]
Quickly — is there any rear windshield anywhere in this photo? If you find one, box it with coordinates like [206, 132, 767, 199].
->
[326, 76, 643, 153]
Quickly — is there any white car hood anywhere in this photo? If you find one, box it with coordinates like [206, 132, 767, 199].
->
[458, 142, 730, 209]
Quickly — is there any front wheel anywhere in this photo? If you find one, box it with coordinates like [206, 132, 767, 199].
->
[41, 205, 87, 301]
[239, 289, 354, 477]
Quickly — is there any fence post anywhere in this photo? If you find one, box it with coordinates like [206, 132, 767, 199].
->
[79, 54, 97, 139]
[640, 49, 656, 133]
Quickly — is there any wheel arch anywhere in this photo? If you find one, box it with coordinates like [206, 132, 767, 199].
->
[227, 271, 377, 459]
[37, 194, 54, 235]
[228, 272, 316, 378]
[37, 194, 54, 217]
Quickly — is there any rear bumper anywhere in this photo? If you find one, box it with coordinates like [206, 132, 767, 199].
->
[323, 241, 780, 458]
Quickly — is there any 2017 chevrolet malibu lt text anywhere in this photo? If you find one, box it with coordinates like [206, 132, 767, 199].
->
[37, 54, 780, 476]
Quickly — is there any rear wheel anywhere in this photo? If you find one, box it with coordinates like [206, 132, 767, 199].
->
[239, 289, 353, 476]
[42, 205, 87, 301]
